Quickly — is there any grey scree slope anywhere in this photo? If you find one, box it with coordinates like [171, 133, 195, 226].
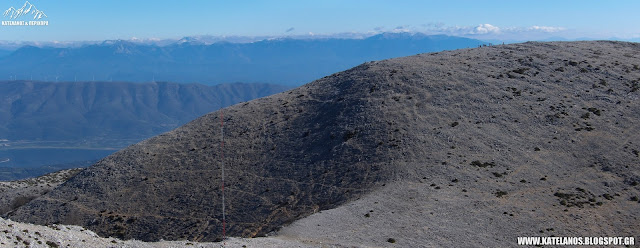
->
[8, 41, 640, 245]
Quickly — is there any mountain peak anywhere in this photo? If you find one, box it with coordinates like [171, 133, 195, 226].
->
[9, 41, 640, 245]
[364, 32, 444, 41]
[100, 40, 134, 46]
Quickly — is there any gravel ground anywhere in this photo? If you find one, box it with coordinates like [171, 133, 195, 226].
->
[0, 217, 328, 248]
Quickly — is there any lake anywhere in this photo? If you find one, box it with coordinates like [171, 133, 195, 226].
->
[0, 148, 117, 168]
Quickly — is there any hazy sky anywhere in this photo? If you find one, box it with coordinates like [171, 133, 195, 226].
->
[0, 0, 638, 41]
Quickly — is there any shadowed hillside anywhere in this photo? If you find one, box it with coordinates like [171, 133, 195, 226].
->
[9, 41, 640, 245]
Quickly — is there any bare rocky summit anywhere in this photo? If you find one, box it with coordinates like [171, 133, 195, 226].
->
[8, 41, 640, 246]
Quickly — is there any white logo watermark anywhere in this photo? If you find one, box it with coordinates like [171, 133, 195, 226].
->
[2, 1, 48, 26]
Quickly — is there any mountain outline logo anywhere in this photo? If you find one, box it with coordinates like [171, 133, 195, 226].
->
[3, 1, 47, 20]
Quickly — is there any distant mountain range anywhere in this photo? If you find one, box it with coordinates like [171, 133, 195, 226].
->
[0, 80, 289, 143]
[0, 80, 289, 176]
[0, 49, 11, 58]
[0, 33, 485, 85]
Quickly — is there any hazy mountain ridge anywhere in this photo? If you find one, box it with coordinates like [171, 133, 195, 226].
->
[0, 81, 289, 177]
[0, 81, 289, 143]
[0, 50, 11, 58]
[0, 34, 484, 85]
[8, 41, 640, 246]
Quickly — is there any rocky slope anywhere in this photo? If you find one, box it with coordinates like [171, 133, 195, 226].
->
[9, 41, 640, 245]
[0, 169, 82, 215]
[0, 217, 316, 247]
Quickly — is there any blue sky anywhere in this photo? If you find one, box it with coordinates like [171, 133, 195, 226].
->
[0, 0, 638, 42]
